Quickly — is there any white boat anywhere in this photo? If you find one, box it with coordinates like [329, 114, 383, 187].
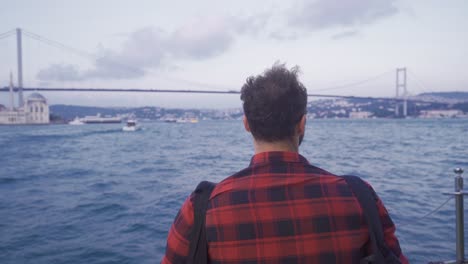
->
[122, 120, 139, 131]
[69, 117, 84, 125]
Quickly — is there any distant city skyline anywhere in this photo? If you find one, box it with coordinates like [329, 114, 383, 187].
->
[1, 0, 467, 108]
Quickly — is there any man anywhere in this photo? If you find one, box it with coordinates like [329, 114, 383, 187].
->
[162, 64, 408, 263]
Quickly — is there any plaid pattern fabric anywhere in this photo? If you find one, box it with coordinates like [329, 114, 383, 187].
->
[162, 151, 408, 264]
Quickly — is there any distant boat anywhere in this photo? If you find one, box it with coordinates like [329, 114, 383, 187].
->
[176, 117, 199, 123]
[81, 114, 121, 124]
[161, 117, 177, 123]
[68, 117, 84, 125]
[122, 120, 139, 131]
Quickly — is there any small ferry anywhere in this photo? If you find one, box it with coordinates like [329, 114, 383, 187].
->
[81, 114, 121, 124]
[122, 120, 139, 131]
[68, 117, 84, 125]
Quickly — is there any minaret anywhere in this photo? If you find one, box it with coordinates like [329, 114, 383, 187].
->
[9, 71, 15, 111]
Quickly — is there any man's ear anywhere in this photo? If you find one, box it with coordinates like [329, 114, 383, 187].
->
[297, 114, 306, 135]
[243, 116, 251, 132]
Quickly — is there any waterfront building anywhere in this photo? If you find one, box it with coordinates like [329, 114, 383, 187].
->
[25, 93, 50, 124]
[0, 74, 50, 125]
[419, 109, 463, 118]
[349, 111, 373, 119]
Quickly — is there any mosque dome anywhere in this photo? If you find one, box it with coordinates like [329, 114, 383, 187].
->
[27, 93, 47, 102]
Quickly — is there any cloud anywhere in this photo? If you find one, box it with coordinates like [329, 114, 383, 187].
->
[268, 31, 299, 41]
[37, 15, 266, 82]
[331, 30, 359, 40]
[114, 27, 168, 68]
[289, 0, 399, 30]
[36, 1, 398, 83]
[37, 64, 84, 82]
[84, 56, 146, 79]
[168, 17, 234, 59]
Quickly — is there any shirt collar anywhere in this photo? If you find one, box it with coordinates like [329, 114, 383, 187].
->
[249, 151, 310, 166]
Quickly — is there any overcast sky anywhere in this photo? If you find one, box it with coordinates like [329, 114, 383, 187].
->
[0, 0, 467, 108]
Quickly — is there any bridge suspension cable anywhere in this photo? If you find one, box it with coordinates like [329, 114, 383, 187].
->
[0, 30, 15, 40]
[22, 29, 97, 60]
[406, 69, 435, 94]
[310, 69, 394, 92]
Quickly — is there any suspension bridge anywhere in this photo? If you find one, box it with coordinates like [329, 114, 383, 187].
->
[0, 28, 434, 117]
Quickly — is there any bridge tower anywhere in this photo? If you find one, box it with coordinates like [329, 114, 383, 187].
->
[395, 67, 407, 117]
[16, 28, 24, 107]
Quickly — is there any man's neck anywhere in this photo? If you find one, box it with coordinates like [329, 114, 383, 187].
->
[253, 139, 299, 154]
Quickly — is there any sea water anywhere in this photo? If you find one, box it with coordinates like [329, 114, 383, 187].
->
[0, 119, 467, 263]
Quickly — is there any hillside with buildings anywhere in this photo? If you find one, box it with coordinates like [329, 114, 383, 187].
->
[2, 89, 465, 124]
[308, 96, 467, 119]
[48, 91, 468, 122]
[49, 105, 244, 123]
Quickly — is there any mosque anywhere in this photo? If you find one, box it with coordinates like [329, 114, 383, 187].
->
[0, 73, 50, 125]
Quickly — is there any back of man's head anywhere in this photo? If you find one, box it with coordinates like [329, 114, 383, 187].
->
[241, 63, 308, 142]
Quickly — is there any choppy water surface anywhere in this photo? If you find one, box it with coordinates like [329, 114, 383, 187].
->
[0, 119, 467, 263]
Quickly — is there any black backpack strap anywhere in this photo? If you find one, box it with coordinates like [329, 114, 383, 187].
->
[188, 181, 216, 264]
[342, 175, 401, 264]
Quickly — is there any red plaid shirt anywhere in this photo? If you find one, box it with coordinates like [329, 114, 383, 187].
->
[162, 151, 408, 264]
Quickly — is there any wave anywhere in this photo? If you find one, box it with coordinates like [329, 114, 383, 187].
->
[0, 177, 20, 185]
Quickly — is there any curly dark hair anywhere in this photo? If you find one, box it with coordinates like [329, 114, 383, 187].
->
[240, 63, 308, 142]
